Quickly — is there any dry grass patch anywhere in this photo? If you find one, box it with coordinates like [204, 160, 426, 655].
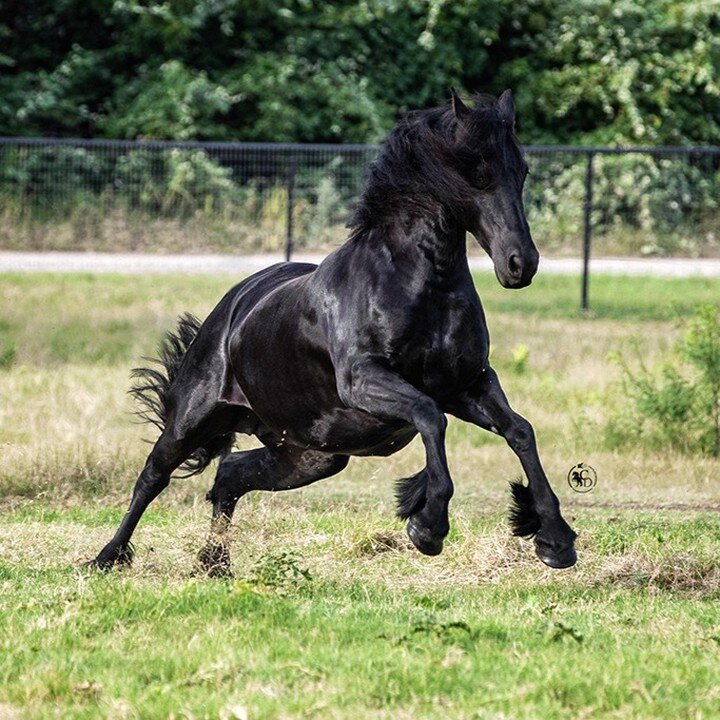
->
[593, 551, 720, 595]
[0, 705, 21, 720]
[5, 500, 717, 598]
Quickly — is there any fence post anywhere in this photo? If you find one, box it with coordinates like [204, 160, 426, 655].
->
[581, 151, 595, 312]
[285, 155, 297, 262]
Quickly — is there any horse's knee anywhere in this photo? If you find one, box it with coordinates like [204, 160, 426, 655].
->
[504, 415, 535, 452]
[206, 452, 248, 506]
[215, 452, 239, 480]
[411, 398, 447, 438]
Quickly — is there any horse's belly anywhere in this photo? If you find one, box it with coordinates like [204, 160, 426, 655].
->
[239, 364, 414, 454]
[303, 409, 416, 455]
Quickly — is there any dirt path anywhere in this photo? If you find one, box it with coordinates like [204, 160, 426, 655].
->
[565, 499, 720, 513]
[2, 251, 720, 277]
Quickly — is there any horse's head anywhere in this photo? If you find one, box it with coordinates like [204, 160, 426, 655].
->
[452, 90, 538, 289]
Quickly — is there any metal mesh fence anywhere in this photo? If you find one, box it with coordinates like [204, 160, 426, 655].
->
[525, 147, 720, 260]
[0, 138, 718, 259]
[0, 139, 377, 255]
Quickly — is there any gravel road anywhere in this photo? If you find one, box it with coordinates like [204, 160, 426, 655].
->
[2, 251, 720, 277]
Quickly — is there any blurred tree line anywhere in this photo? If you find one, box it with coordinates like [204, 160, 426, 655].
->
[0, 0, 718, 145]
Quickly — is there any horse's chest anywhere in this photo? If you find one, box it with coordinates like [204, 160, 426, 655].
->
[393, 297, 488, 394]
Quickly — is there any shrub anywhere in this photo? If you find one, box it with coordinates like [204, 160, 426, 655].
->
[0, 145, 109, 212]
[115, 148, 237, 217]
[525, 153, 720, 257]
[607, 304, 720, 456]
[304, 175, 345, 248]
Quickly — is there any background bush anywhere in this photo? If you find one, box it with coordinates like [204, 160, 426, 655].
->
[525, 153, 720, 257]
[607, 304, 720, 457]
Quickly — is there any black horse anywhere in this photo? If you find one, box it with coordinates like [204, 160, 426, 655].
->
[90, 90, 577, 574]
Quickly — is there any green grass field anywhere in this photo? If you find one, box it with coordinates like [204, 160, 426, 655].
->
[1, 271, 719, 719]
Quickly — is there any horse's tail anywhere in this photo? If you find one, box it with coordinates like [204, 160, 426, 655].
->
[129, 313, 234, 477]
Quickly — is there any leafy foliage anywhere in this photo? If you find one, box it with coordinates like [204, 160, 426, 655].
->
[608, 304, 720, 456]
[502, 0, 720, 145]
[244, 550, 313, 593]
[1, 0, 718, 144]
[101, 60, 234, 141]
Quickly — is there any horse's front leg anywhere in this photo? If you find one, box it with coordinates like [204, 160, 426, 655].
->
[448, 366, 577, 568]
[338, 358, 452, 555]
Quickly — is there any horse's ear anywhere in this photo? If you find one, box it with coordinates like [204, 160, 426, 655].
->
[450, 87, 470, 121]
[497, 89, 515, 125]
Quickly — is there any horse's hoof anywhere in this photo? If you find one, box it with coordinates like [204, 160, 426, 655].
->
[406, 518, 444, 556]
[196, 543, 233, 578]
[535, 543, 577, 569]
[85, 543, 134, 572]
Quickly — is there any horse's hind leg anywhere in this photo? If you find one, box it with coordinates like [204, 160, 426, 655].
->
[88, 406, 242, 571]
[88, 432, 188, 570]
[197, 446, 349, 576]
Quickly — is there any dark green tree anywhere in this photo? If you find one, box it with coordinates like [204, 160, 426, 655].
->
[0, 0, 717, 144]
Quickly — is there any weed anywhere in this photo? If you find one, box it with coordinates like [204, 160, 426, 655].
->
[383, 615, 482, 651]
[355, 532, 409, 556]
[609, 304, 720, 456]
[243, 550, 312, 593]
[535, 602, 584, 644]
[510, 343, 530, 374]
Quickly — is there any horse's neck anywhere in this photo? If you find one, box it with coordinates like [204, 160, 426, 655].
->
[395, 216, 469, 282]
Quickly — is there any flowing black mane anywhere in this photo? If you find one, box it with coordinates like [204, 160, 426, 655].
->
[349, 94, 525, 234]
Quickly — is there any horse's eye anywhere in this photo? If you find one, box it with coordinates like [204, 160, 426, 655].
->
[476, 165, 493, 186]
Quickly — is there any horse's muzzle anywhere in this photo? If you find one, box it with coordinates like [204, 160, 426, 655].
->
[498, 272, 534, 289]
[495, 247, 539, 289]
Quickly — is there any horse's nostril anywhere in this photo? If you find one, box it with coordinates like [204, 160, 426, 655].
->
[508, 253, 523, 277]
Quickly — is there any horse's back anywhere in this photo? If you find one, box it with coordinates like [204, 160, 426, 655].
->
[225, 262, 318, 320]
